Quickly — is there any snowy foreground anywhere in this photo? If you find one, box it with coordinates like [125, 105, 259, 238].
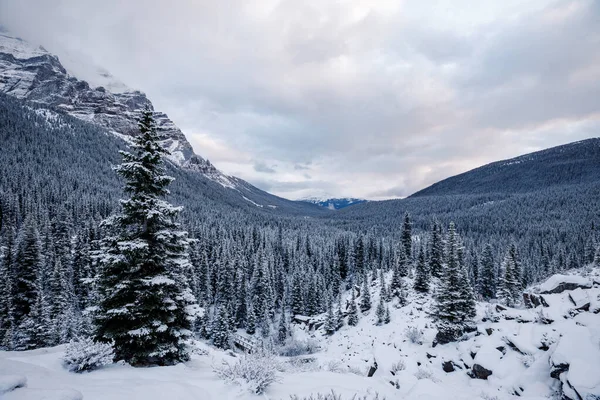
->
[1, 269, 599, 400]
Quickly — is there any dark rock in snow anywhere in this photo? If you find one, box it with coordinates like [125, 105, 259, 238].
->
[442, 361, 455, 373]
[469, 364, 493, 380]
[485, 328, 494, 336]
[550, 363, 569, 379]
[367, 360, 378, 377]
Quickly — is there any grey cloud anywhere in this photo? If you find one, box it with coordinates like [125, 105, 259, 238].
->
[2, 0, 598, 199]
[253, 161, 276, 174]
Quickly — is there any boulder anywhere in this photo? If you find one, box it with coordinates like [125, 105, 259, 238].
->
[469, 364, 493, 380]
[523, 292, 549, 308]
[442, 361, 454, 373]
[539, 274, 592, 295]
[367, 360, 378, 377]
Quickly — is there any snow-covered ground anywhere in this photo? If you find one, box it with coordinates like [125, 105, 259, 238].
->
[2, 268, 599, 400]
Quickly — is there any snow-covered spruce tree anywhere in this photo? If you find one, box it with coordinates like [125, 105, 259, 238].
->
[347, 290, 359, 326]
[335, 292, 345, 330]
[414, 246, 429, 293]
[375, 292, 386, 325]
[324, 294, 337, 334]
[212, 304, 231, 349]
[13, 218, 42, 327]
[478, 244, 496, 300]
[246, 301, 256, 335]
[428, 222, 444, 278]
[401, 212, 412, 260]
[433, 222, 476, 344]
[0, 229, 15, 347]
[498, 244, 522, 307]
[277, 306, 288, 343]
[94, 109, 198, 366]
[593, 246, 600, 268]
[359, 273, 372, 312]
[384, 306, 391, 324]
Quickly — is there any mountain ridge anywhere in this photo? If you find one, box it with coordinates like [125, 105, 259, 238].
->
[0, 30, 325, 216]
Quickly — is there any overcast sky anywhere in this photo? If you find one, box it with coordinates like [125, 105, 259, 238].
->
[2, 0, 599, 200]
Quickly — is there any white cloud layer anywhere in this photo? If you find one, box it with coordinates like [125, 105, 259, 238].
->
[2, 0, 599, 199]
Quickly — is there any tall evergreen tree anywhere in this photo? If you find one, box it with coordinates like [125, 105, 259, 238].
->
[347, 290, 359, 326]
[498, 244, 522, 307]
[429, 222, 444, 278]
[478, 244, 496, 300]
[401, 212, 412, 260]
[94, 109, 198, 366]
[414, 246, 429, 293]
[13, 218, 41, 325]
[433, 223, 476, 344]
[359, 273, 372, 312]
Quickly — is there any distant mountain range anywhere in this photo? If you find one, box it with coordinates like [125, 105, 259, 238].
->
[299, 197, 367, 210]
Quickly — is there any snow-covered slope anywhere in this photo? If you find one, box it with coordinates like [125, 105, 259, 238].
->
[2, 269, 598, 400]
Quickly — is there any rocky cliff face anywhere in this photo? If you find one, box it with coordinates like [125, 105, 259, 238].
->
[0, 31, 212, 169]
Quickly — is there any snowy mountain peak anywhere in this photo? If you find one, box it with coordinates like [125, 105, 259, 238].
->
[0, 29, 238, 187]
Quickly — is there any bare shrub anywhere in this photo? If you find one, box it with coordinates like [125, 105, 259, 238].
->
[214, 352, 279, 394]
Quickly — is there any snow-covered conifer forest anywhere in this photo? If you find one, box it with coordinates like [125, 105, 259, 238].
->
[1, 29, 600, 400]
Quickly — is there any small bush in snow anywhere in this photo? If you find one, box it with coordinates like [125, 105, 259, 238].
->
[289, 390, 384, 400]
[277, 338, 320, 357]
[390, 359, 406, 374]
[214, 352, 279, 394]
[414, 368, 435, 381]
[323, 360, 344, 373]
[63, 337, 114, 373]
[405, 326, 423, 345]
[347, 365, 365, 376]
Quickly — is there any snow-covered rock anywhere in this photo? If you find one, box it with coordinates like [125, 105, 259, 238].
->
[0, 375, 26, 394]
[537, 274, 592, 294]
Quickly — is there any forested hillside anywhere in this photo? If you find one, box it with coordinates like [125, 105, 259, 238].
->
[0, 92, 598, 362]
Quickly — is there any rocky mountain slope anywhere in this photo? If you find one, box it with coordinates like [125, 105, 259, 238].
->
[0, 30, 325, 216]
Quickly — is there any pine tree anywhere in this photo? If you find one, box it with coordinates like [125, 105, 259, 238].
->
[347, 290, 359, 326]
[375, 293, 386, 325]
[277, 306, 288, 343]
[246, 301, 257, 335]
[384, 306, 391, 324]
[335, 292, 345, 330]
[0, 230, 15, 346]
[94, 109, 198, 366]
[595, 247, 600, 268]
[433, 223, 476, 344]
[414, 246, 429, 293]
[498, 244, 521, 307]
[390, 263, 402, 298]
[401, 212, 412, 260]
[212, 304, 230, 349]
[290, 274, 304, 316]
[324, 293, 337, 334]
[478, 244, 496, 300]
[429, 222, 444, 278]
[13, 218, 41, 325]
[359, 273, 371, 312]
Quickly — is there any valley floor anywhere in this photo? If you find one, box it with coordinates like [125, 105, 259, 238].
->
[1, 268, 599, 400]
